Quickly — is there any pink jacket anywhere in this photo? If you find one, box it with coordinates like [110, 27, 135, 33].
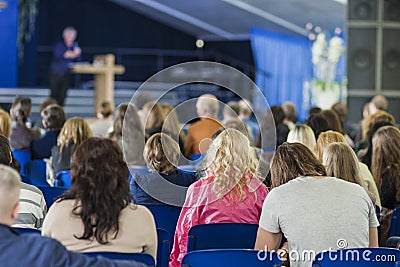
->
[169, 174, 268, 267]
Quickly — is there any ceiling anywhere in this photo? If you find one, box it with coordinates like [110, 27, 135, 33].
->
[109, 0, 347, 41]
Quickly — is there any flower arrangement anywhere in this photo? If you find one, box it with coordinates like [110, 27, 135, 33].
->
[303, 25, 347, 110]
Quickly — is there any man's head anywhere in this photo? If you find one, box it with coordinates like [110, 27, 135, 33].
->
[196, 94, 219, 118]
[62, 26, 77, 46]
[0, 165, 21, 226]
[282, 101, 297, 122]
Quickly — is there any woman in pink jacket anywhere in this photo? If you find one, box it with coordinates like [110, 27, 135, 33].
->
[169, 129, 268, 267]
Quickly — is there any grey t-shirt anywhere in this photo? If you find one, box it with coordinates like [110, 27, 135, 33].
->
[259, 176, 379, 267]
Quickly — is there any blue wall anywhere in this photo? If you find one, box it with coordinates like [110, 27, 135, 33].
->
[0, 0, 18, 87]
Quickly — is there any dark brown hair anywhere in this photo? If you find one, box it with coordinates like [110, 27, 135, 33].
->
[322, 109, 343, 133]
[270, 142, 326, 188]
[371, 126, 400, 201]
[61, 138, 132, 244]
[41, 104, 66, 130]
[11, 96, 32, 124]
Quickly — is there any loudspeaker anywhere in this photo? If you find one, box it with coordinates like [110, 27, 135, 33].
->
[347, 0, 400, 91]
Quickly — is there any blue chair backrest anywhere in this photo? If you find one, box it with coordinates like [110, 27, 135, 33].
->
[12, 150, 31, 174]
[37, 186, 67, 208]
[187, 223, 259, 252]
[312, 248, 400, 266]
[55, 171, 71, 188]
[389, 208, 400, 237]
[182, 249, 281, 267]
[177, 165, 196, 174]
[156, 228, 170, 267]
[83, 252, 155, 267]
[145, 205, 181, 240]
[13, 227, 41, 234]
[24, 160, 48, 186]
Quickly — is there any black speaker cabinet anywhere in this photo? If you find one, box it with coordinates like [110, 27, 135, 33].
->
[347, 0, 400, 91]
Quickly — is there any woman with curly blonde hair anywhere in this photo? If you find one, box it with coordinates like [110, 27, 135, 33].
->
[51, 117, 92, 175]
[169, 129, 268, 267]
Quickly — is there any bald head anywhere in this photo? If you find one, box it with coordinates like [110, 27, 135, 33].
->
[0, 165, 21, 225]
[196, 94, 219, 118]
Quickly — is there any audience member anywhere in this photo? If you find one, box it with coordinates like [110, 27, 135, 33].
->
[142, 102, 165, 139]
[369, 95, 388, 114]
[314, 130, 381, 208]
[321, 109, 343, 133]
[238, 99, 259, 140]
[323, 142, 376, 205]
[0, 134, 47, 229]
[131, 133, 196, 206]
[282, 101, 297, 131]
[308, 106, 321, 116]
[30, 104, 66, 159]
[255, 142, 378, 267]
[161, 104, 185, 152]
[184, 94, 222, 158]
[0, 109, 12, 138]
[331, 102, 356, 140]
[90, 101, 114, 137]
[9, 97, 41, 150]
[306, 112, 329, 140]
[371, 126, 400, 245]
[286, 124, 316, 151]
[42, 138, 157, 259]
[51, 117, 92, 175]
[222, 101, 240, 124]
[0, 165, 145, 267]
[170, 129, 268, 266]
[255, 105, 289, 149]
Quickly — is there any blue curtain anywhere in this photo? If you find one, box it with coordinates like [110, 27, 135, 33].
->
[250, 28, 312, 121]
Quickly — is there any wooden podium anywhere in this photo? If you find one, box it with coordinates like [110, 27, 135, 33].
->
[70, 54, 125, 112]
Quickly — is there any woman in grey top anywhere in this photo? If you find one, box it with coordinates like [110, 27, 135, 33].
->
[255, 142, 379, 267]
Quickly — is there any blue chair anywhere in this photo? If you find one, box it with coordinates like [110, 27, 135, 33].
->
[312, 248, 400, 266]
[182, 249, 281, 267]
[187, 223, 259, 252]
[145, 205, 181, 240]
[177, 165, 196, 174]
[83, 252, 155, 267]
[12, 150, 31, 174]
[389, 208, 400, 237]
[24, 160, 48, 186]
[37, 186, 67, 208]
[13, 227, 41, 234]
[55, 171, 71, 188]
[156, 228, 170, 267]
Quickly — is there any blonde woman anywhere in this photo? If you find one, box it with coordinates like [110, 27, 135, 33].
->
[323, 142, 376, 204]
[315, 130, 381, 208]
[0, 109, 12, 138]
[51, 117, 92, 174]
[286, 124, 316, 151]
[161, 104, 185, 150]
[169, 129, 268, 267]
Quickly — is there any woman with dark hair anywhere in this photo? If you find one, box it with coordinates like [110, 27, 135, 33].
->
[9, 96, 41, 150]
[255, 142, 378, 267]
[306, 112, 329, 140]
[42, 138, 157, 259]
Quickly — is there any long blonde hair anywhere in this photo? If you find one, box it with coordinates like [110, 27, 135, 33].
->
[314, 130, 346, 161]
[205, 129, 258, 201]
[58, 117, 92, 156]
[323, 142, 364, 186]
[0, 110, 11, 138]
[287, 124, 316, 151]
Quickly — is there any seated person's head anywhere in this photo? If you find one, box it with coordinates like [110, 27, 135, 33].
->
[97, 101, 114, 119]
[238, 99, 253, 118]
[10, 97, 32, 124]
[223, 119, 251, 141]
[144, 133, 179, 175]
[66, 137, 132, 244]
[41, 104, 66, 131]
[205, 129, 257, 200]
[0, 165, 21, 226]
[314, 130, 346, 162]
[39, 98, 58, 114]
[196, 94, 219, 118]
[222, 101, 239, 121]
[306, 113, 329, 140]
[142, 102, 164, 130]
[58, 117, 92, 151]
[270, 142, 326, 188]
[282, 101, 297, 122]
[0, 110, 11, 138]
[287, 124, 316, 151]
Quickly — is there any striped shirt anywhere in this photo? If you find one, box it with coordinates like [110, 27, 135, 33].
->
[13, 183, 47, 229]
